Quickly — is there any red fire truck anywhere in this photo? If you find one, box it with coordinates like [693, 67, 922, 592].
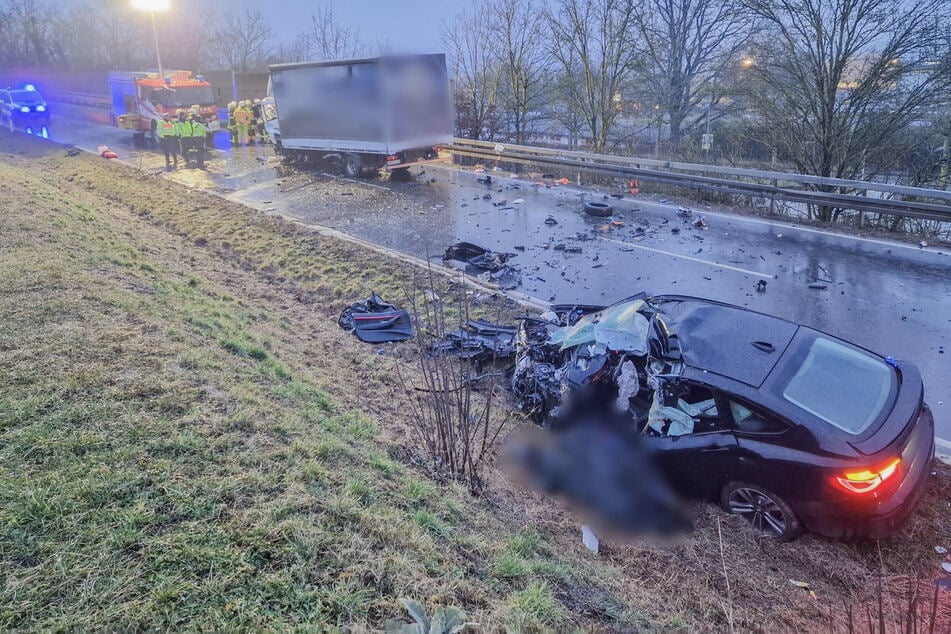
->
[107, 70, 219, 138]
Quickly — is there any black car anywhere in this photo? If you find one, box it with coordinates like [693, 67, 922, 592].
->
[511, 294, 935, 540]
[0, 85, 50, 131]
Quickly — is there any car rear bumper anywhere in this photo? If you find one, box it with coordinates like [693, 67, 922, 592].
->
[798, 405, 935, 540]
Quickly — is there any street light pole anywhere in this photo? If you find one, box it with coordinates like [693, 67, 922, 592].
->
[131, 0, 170, 80]
[149, 11, 164, 81]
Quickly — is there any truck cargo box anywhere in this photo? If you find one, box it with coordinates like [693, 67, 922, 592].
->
[268, 54, 453, 160]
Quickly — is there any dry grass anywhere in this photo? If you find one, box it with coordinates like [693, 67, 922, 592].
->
[1, 130, 949, 631]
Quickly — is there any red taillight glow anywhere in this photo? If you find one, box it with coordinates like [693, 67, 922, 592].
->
[834, 458, 901, 494]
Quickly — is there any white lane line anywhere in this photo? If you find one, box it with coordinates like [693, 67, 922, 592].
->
[936, 436, 951, 450]
[600, 236, 775, 278]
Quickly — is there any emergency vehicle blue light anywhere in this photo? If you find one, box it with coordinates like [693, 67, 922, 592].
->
[24, 84, 36, 91]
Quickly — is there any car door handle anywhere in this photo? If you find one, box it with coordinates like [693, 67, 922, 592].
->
[700, 446, 732, 453]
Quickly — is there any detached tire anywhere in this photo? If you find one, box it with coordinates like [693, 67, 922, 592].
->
[584, 201, 614, 217]
[721, 481, 801, 541]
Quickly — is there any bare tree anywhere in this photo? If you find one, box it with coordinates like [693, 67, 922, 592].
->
[744, 0, 951, 221]
[633, 0, 753, 148]
[209, 7, 273, 72]
[491, 0, 551, 143]
[293, 4, 363, 62]
[443, 4, 503, 140]
[0, 0, 60, 65]
[546, 0, 639, 153]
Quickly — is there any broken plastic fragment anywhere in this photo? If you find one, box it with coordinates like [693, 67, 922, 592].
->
[581, 525, 599, 553]
[935, 546, 948, 555]
[615, 360, 640, 412]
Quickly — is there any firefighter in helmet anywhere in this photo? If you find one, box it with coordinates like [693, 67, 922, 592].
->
[252, 98, 268, 144]
[247, 99, 258, 144]
[234, 100, 253, 146]
[157, 111, 178, 169]
[188, 105, 207, 168]
[227, 101, 238, 145]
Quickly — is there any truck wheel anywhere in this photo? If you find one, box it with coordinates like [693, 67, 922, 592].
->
[344, 153, 362, 177]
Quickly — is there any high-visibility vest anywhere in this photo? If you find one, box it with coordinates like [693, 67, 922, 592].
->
[157, 120, 176, 138]
[189, 119, 207, 137]
[173, 120, 190, 137]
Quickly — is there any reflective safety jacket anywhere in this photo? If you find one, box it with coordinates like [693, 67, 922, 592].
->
[157, 120, 176, 138]
[173, 119, 190, 138]
[188, 118, 207, 137]
[234, 107, 253, 126]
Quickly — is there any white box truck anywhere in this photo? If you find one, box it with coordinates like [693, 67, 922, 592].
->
[267, 53, 453, 176]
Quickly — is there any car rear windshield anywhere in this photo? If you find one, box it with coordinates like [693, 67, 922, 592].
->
[782, 337, 892, 434]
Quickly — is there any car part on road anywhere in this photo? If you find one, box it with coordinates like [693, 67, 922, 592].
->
[584, 201, 614, 217]
[338, 292, 415, 343]
[443, 241, 521, 290]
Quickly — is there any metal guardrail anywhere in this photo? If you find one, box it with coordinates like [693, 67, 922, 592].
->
[46, 90, 111, 109]
[450, 138, 951, 222]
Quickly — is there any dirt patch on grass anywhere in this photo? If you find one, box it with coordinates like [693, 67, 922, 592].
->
[1, 130, 949, 631]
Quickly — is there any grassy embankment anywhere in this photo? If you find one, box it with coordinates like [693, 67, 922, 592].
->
[1, 132, 949, 630]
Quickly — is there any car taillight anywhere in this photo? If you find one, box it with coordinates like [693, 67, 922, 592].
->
[833, 458, 901, 494]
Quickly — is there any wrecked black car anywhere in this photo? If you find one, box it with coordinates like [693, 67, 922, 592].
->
[512, 294, 935, 541]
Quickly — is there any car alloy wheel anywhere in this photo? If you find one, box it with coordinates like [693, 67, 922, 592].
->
[722, 481, 801, 541]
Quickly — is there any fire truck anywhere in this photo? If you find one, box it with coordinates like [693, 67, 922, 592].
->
[107, 70, 219, 138]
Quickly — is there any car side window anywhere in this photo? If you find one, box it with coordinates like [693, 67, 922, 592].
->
[728, 398, 788, 434]
[647, 380, 725, 437]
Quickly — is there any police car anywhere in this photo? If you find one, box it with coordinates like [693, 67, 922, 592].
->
[0, 84, 50, 131]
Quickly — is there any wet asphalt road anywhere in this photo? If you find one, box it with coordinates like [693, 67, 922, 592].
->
[37, 103, 951, 453]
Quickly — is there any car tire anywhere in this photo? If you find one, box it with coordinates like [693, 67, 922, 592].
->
[721, 481, 802, 541]
[344, 153, 362, 177]
[584, 201, 614, 217]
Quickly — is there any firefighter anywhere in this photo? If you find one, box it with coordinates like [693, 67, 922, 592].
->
[226, 101, 237, 145]
[174, 111, 191, 163]
[234, 100, 252, 146]
[157, 112, 178, 169]
[188, 106, 207, 168]
[247, 99, 258, 144]
[252, 98, 268, 144]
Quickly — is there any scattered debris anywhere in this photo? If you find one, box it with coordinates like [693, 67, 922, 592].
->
[476, 175, 493, 185]
[756, 280, 768, 293]
[443, 241, 521, 289]
[431, 319, 517, 363]
[919, 240, 928, 248]
[512, 198, 525, 205]
[807, 283, 828, 290]
[424, 289, 440, 303]
[677, 206, 692, 217]
[935, 546, 948, 555]
[671, 227, 681, 234]
[338, 292, 414, 343]
[692, 217, 707, 229]
[544, 215, 559, 226]
[64, 146, 81, 157]
[581, 525, 599, 553]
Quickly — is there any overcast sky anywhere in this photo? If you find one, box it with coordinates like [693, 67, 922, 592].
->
[196, 0, 466, 53]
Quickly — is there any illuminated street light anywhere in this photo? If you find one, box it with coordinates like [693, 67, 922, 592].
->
[131, 0, 170, 82]
[740, 56, 755, 69]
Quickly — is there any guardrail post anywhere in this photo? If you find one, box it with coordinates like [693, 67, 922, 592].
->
[770, 179, 777, 215]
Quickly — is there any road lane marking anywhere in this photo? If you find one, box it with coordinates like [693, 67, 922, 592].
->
[936, 436, 951, 450]
[599, 236, 775, 278]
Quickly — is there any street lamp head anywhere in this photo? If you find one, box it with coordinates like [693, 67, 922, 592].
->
[741, 56, 755, 69]
[131, 0, 169, 10]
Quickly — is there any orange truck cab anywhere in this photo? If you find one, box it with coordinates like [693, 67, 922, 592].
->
[108, 70, 219, 137]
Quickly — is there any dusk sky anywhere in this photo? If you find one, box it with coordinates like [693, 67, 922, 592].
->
[197, 0, 467, 52]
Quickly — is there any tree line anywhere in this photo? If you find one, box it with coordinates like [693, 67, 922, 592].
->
[0, 0, 363, 74]
[1, 0, 950, 201]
